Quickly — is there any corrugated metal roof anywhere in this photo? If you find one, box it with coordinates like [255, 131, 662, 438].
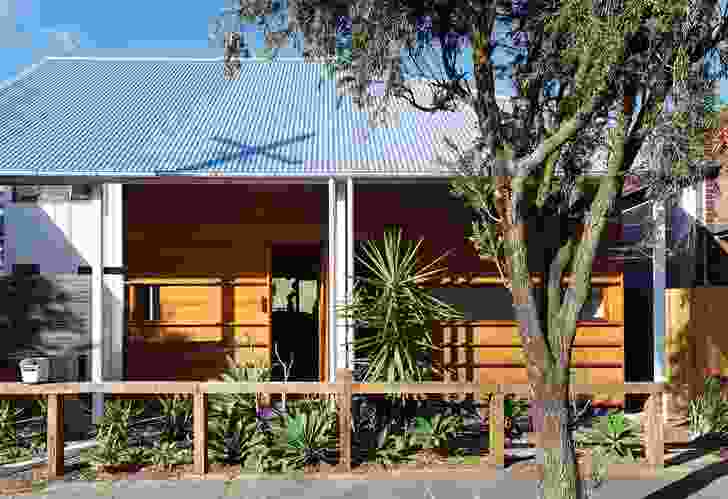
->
[0, 55, 500, 178]
[0, 52, 609, 179]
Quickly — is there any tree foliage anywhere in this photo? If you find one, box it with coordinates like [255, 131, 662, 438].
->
[209, 0, 728, 497]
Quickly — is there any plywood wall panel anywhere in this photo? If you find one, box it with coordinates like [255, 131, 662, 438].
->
[232, 285, 270, 325]
[158, 287, 222, 323]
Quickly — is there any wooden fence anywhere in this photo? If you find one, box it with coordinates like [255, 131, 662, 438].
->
[0, 369, 666, 480]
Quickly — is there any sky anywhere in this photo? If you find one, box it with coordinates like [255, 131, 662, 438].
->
[1, 0, 728, 106]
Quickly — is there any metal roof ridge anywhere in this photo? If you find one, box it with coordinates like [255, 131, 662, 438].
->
[0, 57, 51, 92]
[43, 56, 311, 63]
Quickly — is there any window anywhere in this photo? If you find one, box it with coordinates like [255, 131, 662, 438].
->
[138, 285, 161, 321]
[12, 185, 40, 203]
[427, 287, 545, 321]
[578, 287, 606, 321]
[427, 286, 608, 321]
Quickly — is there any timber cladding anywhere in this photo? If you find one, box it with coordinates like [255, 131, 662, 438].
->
[355, 183, 625, 405]
[430, 277, 626, 408]
[124, 184, 325, 382]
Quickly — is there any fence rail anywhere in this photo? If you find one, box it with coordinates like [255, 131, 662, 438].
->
[0, 371, 667, 480]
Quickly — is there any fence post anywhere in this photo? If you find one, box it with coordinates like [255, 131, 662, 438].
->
[489, 388, 505, 469]
[336, 368, 352, 472]
[46, 394, 64, 479]
[193, 386, 208, 475]
[646, 390, 664, 469]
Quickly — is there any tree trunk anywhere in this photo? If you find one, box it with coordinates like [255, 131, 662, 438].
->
[531, 376, 586, 499]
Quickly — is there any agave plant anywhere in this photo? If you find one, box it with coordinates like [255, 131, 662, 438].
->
[207, 352, 277, 465]
[86, 399, 144, 468]
[266, 396, 338, 471]
[157, 394, 193, 444]
[575, 409, 641, 459]
[688, 376, 728, 440]
[208, 412, 273, 469]
[148, 441, 192, 471]
[30, 399, 48, 456]
[0, 400, 23, 453]
[370, 428, 422, 467]
[413, 413, 465, 450]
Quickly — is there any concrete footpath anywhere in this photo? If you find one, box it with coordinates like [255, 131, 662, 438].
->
[0, 473, 699, 499]
[3, 463, 727, 499]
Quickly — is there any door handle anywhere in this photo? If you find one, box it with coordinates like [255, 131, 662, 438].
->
[261, 296, 268, 314]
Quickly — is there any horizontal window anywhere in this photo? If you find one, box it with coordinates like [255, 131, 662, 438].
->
[427, 285, 608, 322]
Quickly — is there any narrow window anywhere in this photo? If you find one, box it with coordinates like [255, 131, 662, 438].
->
[138, 285, 161, 321]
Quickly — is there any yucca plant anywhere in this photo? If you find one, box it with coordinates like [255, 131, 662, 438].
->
[688, 376, 728, 440]
[336, 226, 464, 445]
[575, 409, 641, 459]
[337, 226, 464, 384]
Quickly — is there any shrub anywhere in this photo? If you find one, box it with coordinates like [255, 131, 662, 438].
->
[264, 396, 338, 472]
[85, 399, 144, 468]
[575, 409, 641, 459]
[0, 400, 23, 458]
[207, 352, 276, 466]
[157, 394, 193, 444]
[148, 441, 192, 471]
[688, 376, 728, 439]
[413, 413, 465, 450]
[370, 428, 421, 466]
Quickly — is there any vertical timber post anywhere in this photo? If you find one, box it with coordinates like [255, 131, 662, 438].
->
[489, 388, 505, 468]
[193, 386, 208, 475]
[47, 394, 64, 479]
[337, 368, 352, 472]
[646, 390, 664, 469]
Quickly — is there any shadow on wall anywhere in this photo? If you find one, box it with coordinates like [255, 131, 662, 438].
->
[5, 201, 90, 274]
[0, 271, 95, 381]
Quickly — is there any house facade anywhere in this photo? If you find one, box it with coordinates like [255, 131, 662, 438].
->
[0, 49, 724, 421]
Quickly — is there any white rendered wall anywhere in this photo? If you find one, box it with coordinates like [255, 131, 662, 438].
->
[5, 193, 97, 273]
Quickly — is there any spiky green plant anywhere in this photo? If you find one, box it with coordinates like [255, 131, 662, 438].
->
[336, 227, 464, 446]
[574, 409, 641, 459]
[265, 396, 338, 471]
[148, 441, 192, 471]
[370, 428, 422, 467]
[157, 394, 193, 444]
[30, 399, 48, 455]
[85, 399, 144, 468]
[337, 226, 464, 384]
[688, 376, 728, 439]
[413, 413, 465, 450]
[207, 352, 276, 466]
[0, 400, 23, 455]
